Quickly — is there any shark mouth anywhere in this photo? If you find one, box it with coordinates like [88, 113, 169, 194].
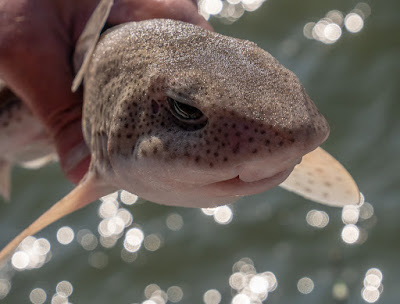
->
[201, 161, 299, 198]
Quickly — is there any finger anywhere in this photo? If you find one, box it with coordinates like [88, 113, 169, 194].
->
[108, 0, 213, 30]
[0, 2, 89, 182]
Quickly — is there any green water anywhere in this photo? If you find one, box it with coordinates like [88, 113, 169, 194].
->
[1, 0, 399, 303]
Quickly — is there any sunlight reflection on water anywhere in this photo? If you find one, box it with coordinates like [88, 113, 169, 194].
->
[303, 3, 370, 44]
[0, 186, 384, 303]
[199, 0, 266, 23]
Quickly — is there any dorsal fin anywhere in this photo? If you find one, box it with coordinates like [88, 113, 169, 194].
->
[71, 0, 114, 92]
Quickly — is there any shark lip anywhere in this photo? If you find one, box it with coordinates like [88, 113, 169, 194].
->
[203, 166, 295, 197]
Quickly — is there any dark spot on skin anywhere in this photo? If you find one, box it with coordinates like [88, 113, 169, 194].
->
[235, 132, 241, 137]
[252, 149, 258, 154]
[324, 181, 332, 187]
[223, 157, 228, 162]
[279, 141, 284, 146]
[209, 162, 214, 168]
[248, 137, 254, 143]
[265, 139, 270, 146]
[261, 130, 266, 135]
[126, 134, 132, 139]
[124, 123, 129, 128]
[153, 147, 158, 154]
[304, 187, 312, 193]
[232, 143, 240, 154]
[214, 152, 219, 157]
[323, 192, 329, 198]
[195, 156, 201, 163]
[206, 149, 210, 154]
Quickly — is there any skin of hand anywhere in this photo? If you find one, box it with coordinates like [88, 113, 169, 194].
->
[0, 0, 212, 183]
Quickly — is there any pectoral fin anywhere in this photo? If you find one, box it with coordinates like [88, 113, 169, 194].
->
[0, 160, 11, 201]
[280, 147, 360, 207]
[0, 173, 116, 264]
[72, 0, 114, 92]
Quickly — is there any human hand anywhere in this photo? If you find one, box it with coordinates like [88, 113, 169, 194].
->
[0, 0, 211, 183]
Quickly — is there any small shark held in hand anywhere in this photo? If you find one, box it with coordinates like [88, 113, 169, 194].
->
[0, 0, 360, 263]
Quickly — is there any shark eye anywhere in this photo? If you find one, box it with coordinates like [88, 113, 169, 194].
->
[167, 97, 206, 122]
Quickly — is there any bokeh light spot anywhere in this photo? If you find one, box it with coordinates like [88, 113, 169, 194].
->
[167, 286, 183, 303]
[56, 281, 73, 297]
[29, 288, 46, 304]
[297, 277, 314, 294]
[362, 287, 380, 303]
[332, 282, 349, 300]
[341, 224, 360, 244]
[11, 251, 29, 270]
[249, 275, 268, 294]
[0, 279, 11, 300]
[306, 210, 329, 228]
[56, 226, 74, 245]
[232, 293, 250, 304]
[120, 190, 138, 205]
[342, 205, 360, 224]
[345, 13, 364, 33]
[203, 289, 221, 304]
[213, 205, 233, 224]
[144, 234, 162, 252]
[166, 213, 184, 231]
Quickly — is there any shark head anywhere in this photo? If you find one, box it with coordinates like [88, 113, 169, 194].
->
[83, 20, 329, 207]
